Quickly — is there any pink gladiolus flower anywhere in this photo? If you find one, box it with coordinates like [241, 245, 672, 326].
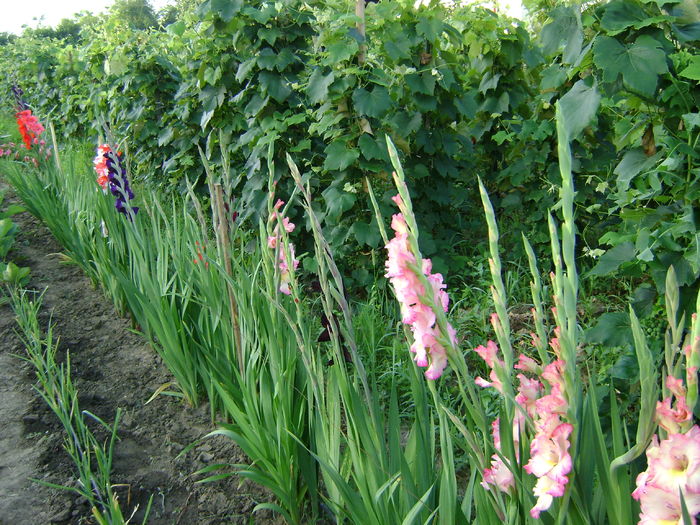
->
[656, 376, 693, 434]
[519, 352, 572, 518]
[475, 336, 572, 515]
[281, 217, 295, 233]
[541, 360, 567, 401]
[384, 199, 456, 380]
[515, 353, 541, 374]
[633, 426, 700, 524]
[474, 341, 507, 392]
[525, 422, 573, 518]
[278, 243, 300, 295]
[516, 373, 543, 418]
[268, 199, 298, 295]
[668, 376, 687, 398]
[657, 398, 692, 435]
[475, 340, 500, 368]
[482, 418, 517, 493]
[490, 312, 501, 333]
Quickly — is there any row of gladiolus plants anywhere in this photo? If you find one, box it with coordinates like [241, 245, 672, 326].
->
[2, 79, 699, 523]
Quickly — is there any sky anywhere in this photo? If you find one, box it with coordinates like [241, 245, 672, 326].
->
[0, 0, 525, 35]
[0, 0, 173, 35]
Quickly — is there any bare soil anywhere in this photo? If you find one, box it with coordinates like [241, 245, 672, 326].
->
[0, 184, 282, 525]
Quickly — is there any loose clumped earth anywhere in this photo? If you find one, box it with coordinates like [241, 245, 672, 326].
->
[0, 184, 282, 524]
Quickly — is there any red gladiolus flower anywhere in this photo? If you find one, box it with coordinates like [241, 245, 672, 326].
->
[15, 110, 44, 150]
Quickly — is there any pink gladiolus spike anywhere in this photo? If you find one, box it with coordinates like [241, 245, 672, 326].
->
[268, 200, 298, 295]
[385, 209, 456, 380]
[482, 417, 519, 494]
[525, 422, 573, 518]
[391, 194, 403, 207]
[520, 356, 572, 519]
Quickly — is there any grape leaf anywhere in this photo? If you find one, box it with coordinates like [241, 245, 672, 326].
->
[589, 242, 636, 276]
[306, 69, 335, 105]
[323, 141, 359, 171]
[352, 86, 392, 118]
[558, 79, 600, 140]
[416, 16, 444, 41]
[211, 0, 242, 22]
[680, 55, 700, 80]
[586, 312, 633, 348]
[593, 35, 668, 97]
[601, 0, 668, 35]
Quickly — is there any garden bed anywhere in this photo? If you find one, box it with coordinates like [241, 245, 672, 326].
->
[0, 183, 281, 524]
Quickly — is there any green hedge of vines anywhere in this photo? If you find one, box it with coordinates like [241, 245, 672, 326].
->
[1, 0, 699, 303]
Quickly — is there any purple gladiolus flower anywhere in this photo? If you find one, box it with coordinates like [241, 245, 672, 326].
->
[98, 145, 138, 219]
[11, 84, 28, 111]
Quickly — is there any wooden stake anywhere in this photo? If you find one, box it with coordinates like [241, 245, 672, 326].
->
[48, 122, 63, 176]
[356, 0, 366, 64]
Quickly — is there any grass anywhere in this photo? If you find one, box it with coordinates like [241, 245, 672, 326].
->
[10, 288, 152, 525]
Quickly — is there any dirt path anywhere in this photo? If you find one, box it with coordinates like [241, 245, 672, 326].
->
[0, 184, 279, 524]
